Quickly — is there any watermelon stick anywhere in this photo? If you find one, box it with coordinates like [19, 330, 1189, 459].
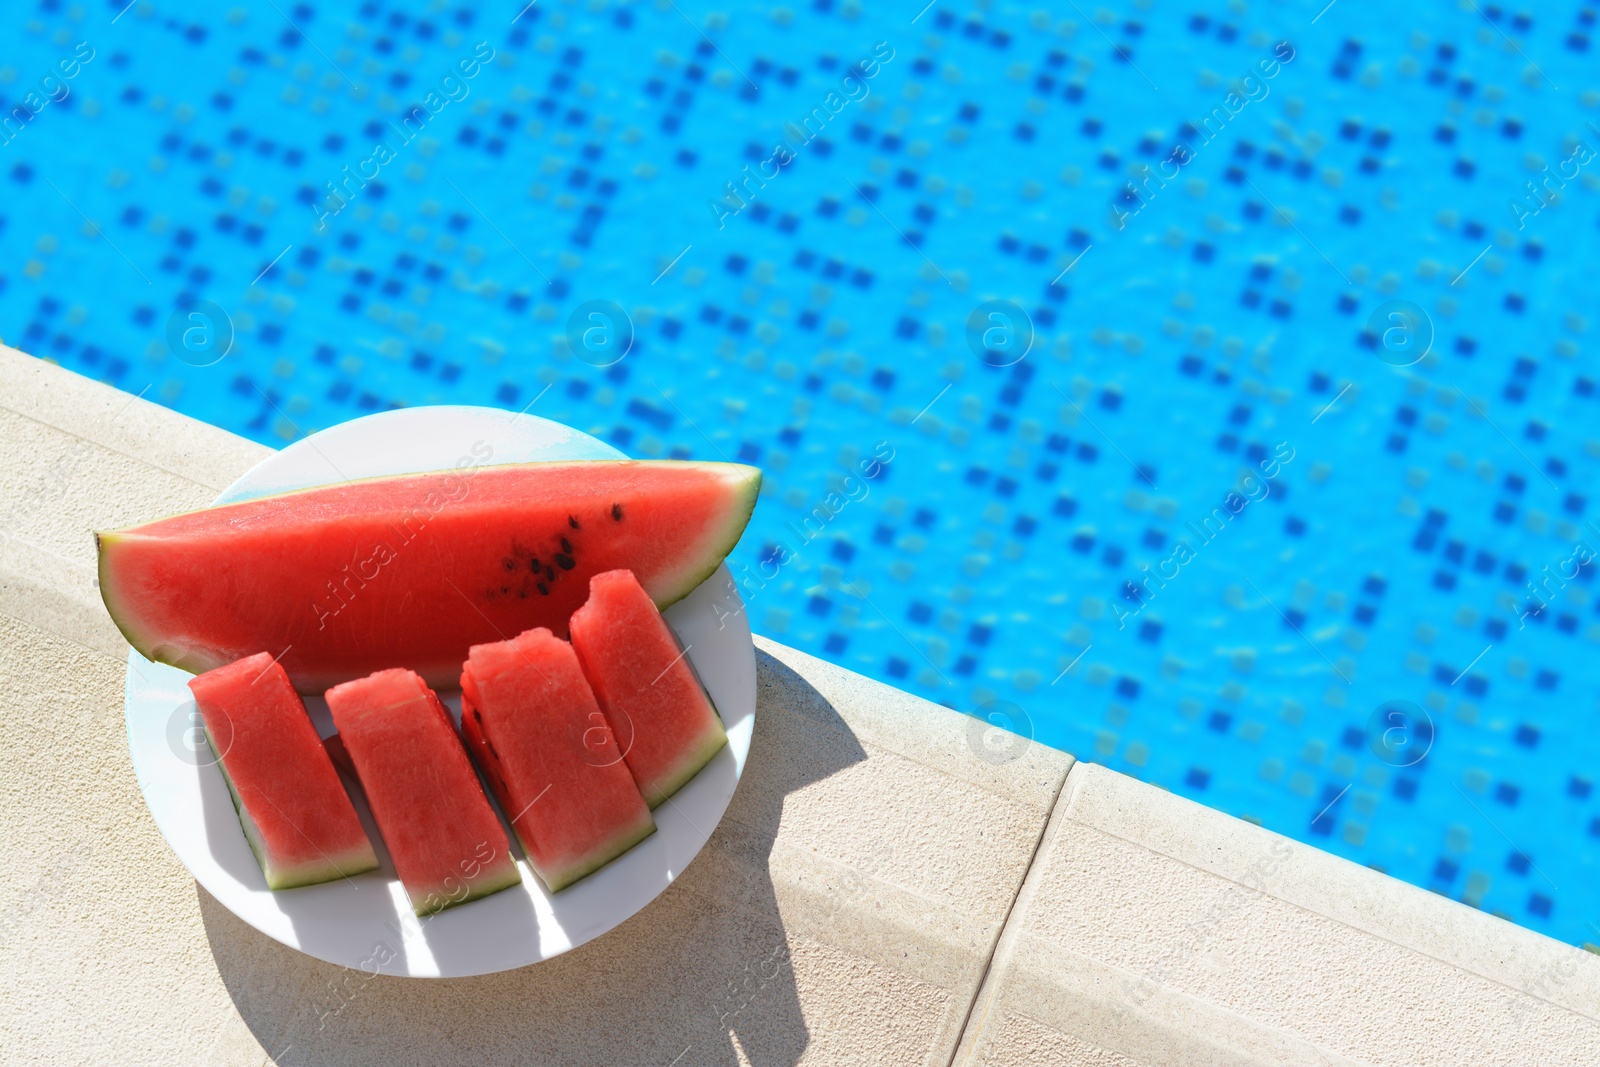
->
[461, 627, 656, 893]
[325, 669, 522, 916]
[569, 569, 728, 808]
[188, 653, 379, 890]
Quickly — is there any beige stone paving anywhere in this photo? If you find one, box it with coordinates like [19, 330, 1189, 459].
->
[6, 345, 1600, 1066]
[953, 763, 1600, 1066]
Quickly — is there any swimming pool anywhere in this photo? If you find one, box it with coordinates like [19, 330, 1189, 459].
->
[5, 0, 1598, 946]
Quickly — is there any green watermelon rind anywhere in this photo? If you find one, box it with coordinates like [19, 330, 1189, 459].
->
[204, 725, 381, 891]
[409, 860, 524, 918]
[640, 715, 729, 810]
[94, 459, 762, 681]
[539, 811, 658, 894]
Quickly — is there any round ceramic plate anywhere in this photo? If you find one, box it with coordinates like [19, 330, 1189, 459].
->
[123, 405, 756, 977]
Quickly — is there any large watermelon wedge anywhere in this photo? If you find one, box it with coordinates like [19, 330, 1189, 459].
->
[96, 460, 760, 692]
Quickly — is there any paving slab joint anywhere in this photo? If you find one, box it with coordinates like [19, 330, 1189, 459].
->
[944, 760, 1081, 1067]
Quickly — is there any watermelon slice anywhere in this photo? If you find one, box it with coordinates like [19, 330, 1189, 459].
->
[569, 569, 728, 808]
[324, 669, 521, 915]
[97, 460, 761, 692]
[187, 653, 379, 890]
[460, 628, 656, 892]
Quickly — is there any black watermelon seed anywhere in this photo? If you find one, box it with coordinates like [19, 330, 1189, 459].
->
[502, 557, 516, 571]
[472, 708, 482, 723]
[500, 585, 510, 594]
[611, 503, 623, 521]
[560, 536, 573, 553]
[568, 514, 580, 529]
[530, 557, 541, 572]
[537, 581, 550, 595]
[555, 553, 575, 570]
[545, 565, 555, 580]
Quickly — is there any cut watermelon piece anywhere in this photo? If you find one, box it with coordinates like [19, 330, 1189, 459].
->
[187, 653, 378, 890]
[324, 669, 521, 915]
[97, 459, 761, 692]
[460, 628, 656, 892]
[569, 569, 728, 808]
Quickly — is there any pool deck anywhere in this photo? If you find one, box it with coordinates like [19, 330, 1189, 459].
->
[3, 342, 1598, 1066]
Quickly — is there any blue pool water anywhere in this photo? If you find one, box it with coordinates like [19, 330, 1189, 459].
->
[6, 0, 1600, 945]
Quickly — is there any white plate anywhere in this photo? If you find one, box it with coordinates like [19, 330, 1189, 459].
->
[123, 406, 756, 977]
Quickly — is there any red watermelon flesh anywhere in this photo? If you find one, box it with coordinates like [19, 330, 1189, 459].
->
[569, 569, 728, 808]
[460, 628, 656, 892]
[187, 653, 378, 890]
[325, 669, 520, 916]
[96, 460, 761, 693]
